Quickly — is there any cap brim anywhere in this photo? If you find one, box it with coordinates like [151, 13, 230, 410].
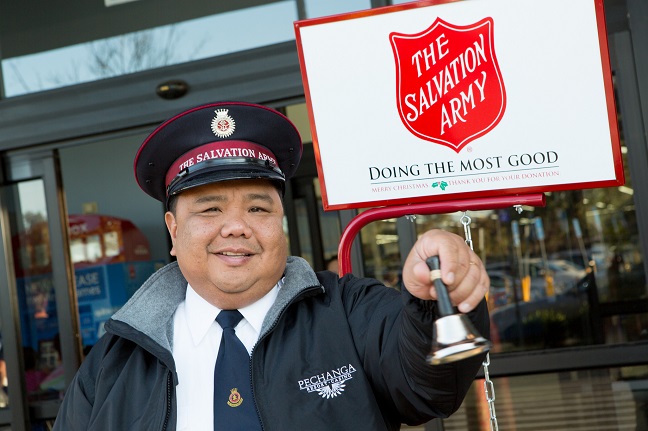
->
[166, 161, 285, 205]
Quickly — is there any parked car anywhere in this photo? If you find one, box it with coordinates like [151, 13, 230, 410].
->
[487, 258, 587, 299]
[489, 270, 596, 350]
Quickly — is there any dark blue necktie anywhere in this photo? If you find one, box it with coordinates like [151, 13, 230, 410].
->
[213, 310, 262, 431]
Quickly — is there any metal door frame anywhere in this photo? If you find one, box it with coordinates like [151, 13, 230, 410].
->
[0, 149, 82, 427]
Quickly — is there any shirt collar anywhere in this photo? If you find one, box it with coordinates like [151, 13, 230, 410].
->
[239, 279, 282, 335]
[184, 279, 283, 346]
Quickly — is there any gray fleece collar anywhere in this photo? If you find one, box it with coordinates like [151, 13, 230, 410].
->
[260, 255, 323, 337]
[110, 256, 322, 353]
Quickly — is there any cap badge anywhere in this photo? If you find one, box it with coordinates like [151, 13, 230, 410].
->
[211, 109, 236, 138]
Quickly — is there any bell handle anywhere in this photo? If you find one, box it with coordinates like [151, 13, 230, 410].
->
[425, 256, 454, 317]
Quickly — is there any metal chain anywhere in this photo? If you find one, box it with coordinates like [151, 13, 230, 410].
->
[460, 212, 473, 250]
[460, 211, 499, 431]
[482, 354, 498, 431]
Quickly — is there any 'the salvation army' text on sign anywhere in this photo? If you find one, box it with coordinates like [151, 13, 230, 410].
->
[295, 0, 623, 211]
[391, 17, 506, 152]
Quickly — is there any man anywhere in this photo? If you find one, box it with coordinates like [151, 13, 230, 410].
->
[53, 101, 490, 431]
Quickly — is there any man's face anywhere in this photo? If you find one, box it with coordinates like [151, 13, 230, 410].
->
[165, 179, 287, 309]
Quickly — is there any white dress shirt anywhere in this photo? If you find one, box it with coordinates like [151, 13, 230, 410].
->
[172, 281, 281, 431]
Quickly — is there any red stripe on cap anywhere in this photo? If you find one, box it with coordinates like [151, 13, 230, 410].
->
[164, 140, 279, 188]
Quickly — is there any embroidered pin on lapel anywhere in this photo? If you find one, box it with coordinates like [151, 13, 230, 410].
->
[227, 388, 243, 407]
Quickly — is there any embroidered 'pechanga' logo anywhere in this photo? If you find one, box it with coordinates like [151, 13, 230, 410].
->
[390, 17, 507, 153]
[298, 364, 356, 399]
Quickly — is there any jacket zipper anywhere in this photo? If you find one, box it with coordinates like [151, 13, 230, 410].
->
[249, 284, 324, 430]
[248, 356, 264, 431]
[162, 370, 173, 431]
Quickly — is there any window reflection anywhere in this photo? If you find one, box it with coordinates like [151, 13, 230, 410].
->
[69, 215, 159, 347]
[443, 365, 648, 430]
[0, 327, 7, 408]
[295, 198, 314, 266]
[314, 179, 342, 269]
[291, 181, 341, 271]
[414, 174, 646, 352]
[2, 2, 298, 97]
[103, 231, 120, 258]
[10, 180, 65, 402]
[359, 215, 402, 288]
[60, 138, 169, 352]
[304, 0, 371, 18]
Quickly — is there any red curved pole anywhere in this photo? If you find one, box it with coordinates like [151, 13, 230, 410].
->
[338, 193, 546, 276]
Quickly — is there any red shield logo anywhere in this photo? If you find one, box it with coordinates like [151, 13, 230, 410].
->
[390, 17, 506, 152]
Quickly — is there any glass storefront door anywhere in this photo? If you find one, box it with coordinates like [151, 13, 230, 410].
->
[290, 176, 342, 271]
[0, 134, 173, 429]
[58, 133, 169, 354]
[0, 150, 82, 430]
[285, 103, 343, 272]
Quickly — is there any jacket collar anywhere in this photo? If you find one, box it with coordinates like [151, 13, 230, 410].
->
[109, 256, 321, 353]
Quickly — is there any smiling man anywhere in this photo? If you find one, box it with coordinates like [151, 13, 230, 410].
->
[53, 102, 490, 431]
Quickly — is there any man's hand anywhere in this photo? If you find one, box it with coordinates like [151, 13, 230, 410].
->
[402, 229, 489, 313]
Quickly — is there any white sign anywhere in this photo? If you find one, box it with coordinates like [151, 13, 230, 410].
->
[295, 0, 623, 211]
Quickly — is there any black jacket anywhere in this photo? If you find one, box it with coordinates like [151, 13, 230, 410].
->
[53, 257, 489, 430]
